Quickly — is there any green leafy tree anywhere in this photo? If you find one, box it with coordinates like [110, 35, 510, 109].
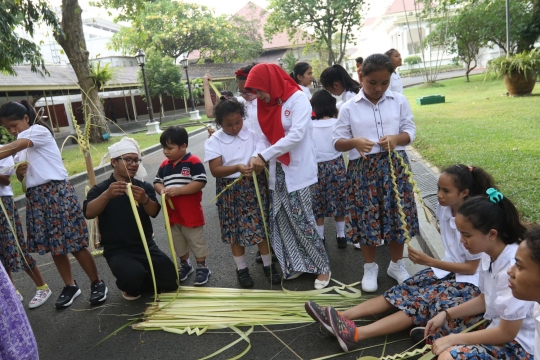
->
[138, 52, 185, 101]
[265, 0, 364, 66]
[0, 0, 61, 75]
[200, 15, 263, 63]
[282, 51, 299, 73]
[404, 55, 422, 67]
[427, 5, 487, 82]
[54, 0, 109, 143]
[109, 0, 218, 60]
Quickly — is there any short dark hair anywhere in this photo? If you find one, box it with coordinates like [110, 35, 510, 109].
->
[289, 62, 311, 84]
[160, 125, 188, 147]
[236, 63, 257, 81]
[524, 226, 540, 265]
[355, 57, 364, 64]
[311, 90, 338, 120]
[457, 195, 526, 245]
[362, 54, 395, 76]
[442, 164, 495, 197]
[319, 64, 360, 94]
[214, 96, 245, 127]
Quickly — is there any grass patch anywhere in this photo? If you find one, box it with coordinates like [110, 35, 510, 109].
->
[10, 124, 204, 197]
[404, 74, 540, 223]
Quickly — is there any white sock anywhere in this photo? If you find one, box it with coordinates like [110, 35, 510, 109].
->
[181, 258, 191, 266]
[233, 255, 247, 270]
[336, 221, 345, 238]
[261, 254, 272, 267]
[317, 225, 325, 238]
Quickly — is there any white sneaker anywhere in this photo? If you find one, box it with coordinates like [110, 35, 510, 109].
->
[29, 288, 53, 309]
[387, 259, 411, 284]
[361, 263, 379, 292]
[16, 290, 23, 302]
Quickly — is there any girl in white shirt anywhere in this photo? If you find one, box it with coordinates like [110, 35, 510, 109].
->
[507, 226, 540, 359]
[204, 96, 281, 288]
[319, 64, 361, 109]
[0, 149, 51, 308]
[289, 62, 313, 100]
[246, 63, 332, 290]
[0, 101, 107, 310]
[385, 48, 404, 93]
[425, 193, 535, 359]
[305, 164, 493, 353]
[333, 53, 419, 292]
[310, 90, 347, 248]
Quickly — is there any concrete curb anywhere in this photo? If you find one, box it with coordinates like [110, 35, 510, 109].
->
[14, 126, 207, 210]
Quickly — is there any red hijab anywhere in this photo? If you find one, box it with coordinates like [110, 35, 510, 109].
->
[244, 63, 301, 166]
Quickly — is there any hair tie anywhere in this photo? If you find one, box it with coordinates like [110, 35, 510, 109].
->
[468, 166, 473, 172]
[235, 69, 250, 78]
[219, 95, 229, 101]
[486, 188, 504, 204]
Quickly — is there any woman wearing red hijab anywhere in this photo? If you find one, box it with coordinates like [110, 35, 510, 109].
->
[246, 63, 331, 289]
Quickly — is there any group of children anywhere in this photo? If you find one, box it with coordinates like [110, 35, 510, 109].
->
[1, 49, 538, 359]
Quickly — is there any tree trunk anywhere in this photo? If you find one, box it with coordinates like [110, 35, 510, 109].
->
[54, 0, 109, 144]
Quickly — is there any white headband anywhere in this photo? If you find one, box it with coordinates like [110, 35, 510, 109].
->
[100, 136, 147, 180]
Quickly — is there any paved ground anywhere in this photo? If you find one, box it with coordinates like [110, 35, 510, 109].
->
[13, 130, 432, 360]
[13, 68, 472, 359]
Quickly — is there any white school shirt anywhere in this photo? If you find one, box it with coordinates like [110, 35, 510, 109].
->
[479, 243, 536, 355]
[255, 91, 318, 193]
[236, 96, 262, 134]
[312, 118, 342, 163]
[333, 89, 416, 161]
[16, 125, 68, 188]
[0, 148, 15, 197]
[389, 72, 404, 93]
[534, 303, 540, 358]
[299, 85, 312, 100]
[431, 205, 482, 285]
[204, 126, 260, 179]
[336, 90, 356, 110]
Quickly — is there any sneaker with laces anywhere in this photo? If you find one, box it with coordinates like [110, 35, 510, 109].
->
[326, 306, 358, 352]
[179, 263, 194, 282]
[263, 263, 281, 284]
[29, 288, 52, 309]
[193, 265, 211, 285]
[16, 290, 23, 302]
[55, 282, 81, 309]
[305, 301, 334, 335]
[89, 280, 108, 305]
[336, 237, 347, 249]
[410, 327, 432, 346]
[361, 263, 379, 292]
[387, 259, 411, 284]
[236, 267, 254, 288]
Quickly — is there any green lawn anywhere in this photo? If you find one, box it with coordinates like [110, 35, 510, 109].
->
[10, 124, 204, 197]
[404, 74, 540, 223]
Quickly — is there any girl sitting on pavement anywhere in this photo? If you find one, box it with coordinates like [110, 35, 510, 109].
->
[423, 192, 535, 359]
[507, 225, 540, 358]
[305, 164, 494, 352]
[204, 96, 281, 288]
[309, 90, 348, 249]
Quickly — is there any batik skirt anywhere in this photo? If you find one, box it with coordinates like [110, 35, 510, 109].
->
[345, 150, 420, 246]
[311, 156, 347, 219]
[270, 164, 330, 277]
[216, 172, 269, 246]
[26, 180, 88, 255]
[0, 196, 36, 272]
[447, 340, 532, 359]
[383, 268, 484, 336]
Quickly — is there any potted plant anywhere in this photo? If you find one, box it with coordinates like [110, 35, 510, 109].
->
[486, 48, 540, 96]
